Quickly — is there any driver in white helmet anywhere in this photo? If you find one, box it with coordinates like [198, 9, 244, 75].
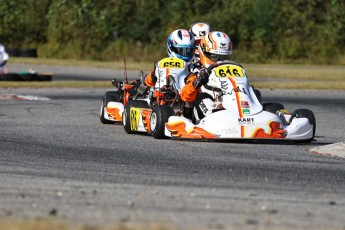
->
[145, 29, 195, 87]
[189, 22, 210, 64]
[190, 22, 211, 48]
[180, 31, 233, 122]
[0, 44, 9, 74]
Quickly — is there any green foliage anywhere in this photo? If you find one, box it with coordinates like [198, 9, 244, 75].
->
[0, 0, 344, 64]
[0, 0, 50, 47]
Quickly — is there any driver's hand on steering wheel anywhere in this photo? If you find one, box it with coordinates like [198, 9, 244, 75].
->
[192, 68, 210, 89]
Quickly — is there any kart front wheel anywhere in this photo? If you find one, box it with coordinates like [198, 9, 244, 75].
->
[100, 91, 120, 124]
[263, 102, 284, 114]
[123, 100, 149, 134]
[291, 109, 316, 143]
[150, 105, 175, 139]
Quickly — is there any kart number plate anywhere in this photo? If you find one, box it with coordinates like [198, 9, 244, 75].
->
[214, 65, 245, 78]
[159, 57, 184, 68]
[130, 107, 142, 131]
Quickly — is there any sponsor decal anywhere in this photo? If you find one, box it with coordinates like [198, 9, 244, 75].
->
[241, 101, 250, 108]
[242, 108, 250, 115]
[199, 101, 208, 115]
[220, 78, 248, 96]
[238, 117, 255, 124]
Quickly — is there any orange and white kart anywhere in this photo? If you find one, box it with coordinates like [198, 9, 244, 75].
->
[100, 72, 147, 124]
[122, 57, 191, 136]
[123, 60, 316, 143]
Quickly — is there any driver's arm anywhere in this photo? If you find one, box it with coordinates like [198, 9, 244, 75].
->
[180, 73, 199, 102]
[180, 68, 210, 102]
[144, 70, 157, 87]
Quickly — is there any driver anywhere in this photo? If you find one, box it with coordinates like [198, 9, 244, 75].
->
[0, 44, 9, 74]
[189, 22, 211, 62]
[180, 31, 233, 123]
[145, 29, 195, 87]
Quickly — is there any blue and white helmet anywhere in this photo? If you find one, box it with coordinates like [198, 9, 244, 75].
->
[167, 29, 195, 62]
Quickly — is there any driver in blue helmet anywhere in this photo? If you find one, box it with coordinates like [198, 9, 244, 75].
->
[145, 29, 195, 87]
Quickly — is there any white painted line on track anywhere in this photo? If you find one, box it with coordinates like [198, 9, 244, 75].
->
[0, 94, 50, 101]
[308, 141, 345, 158]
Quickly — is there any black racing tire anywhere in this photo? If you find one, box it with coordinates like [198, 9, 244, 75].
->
[291, 109, 316, 143]
[0, 73, 22, 81]
[253, 88, 262, 104]
[105, 91, 121, 100]
[123, 100, 149, 134]
[0, 72, 52, 81]
[150, 105, 175, 139]
[36, 73, 53, 81]
[100, 91, 121, 124]
[263, 102, 284, 114]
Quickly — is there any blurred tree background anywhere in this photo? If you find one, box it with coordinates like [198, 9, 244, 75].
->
[0, 0, 344, 64]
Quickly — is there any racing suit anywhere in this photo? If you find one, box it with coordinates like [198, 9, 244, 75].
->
[180, 64, 219, 123]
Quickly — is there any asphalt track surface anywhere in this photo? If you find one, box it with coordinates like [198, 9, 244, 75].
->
[1, 65, 345, 229]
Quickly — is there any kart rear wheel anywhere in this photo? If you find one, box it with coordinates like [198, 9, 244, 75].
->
[123, 100, 149, 134]
[100, 91, 121, 124]
[291, 109, 316, 143]
[150, 105, 175, 139]
[263, 102, 284, 114]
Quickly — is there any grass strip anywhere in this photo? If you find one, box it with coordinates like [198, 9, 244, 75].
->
[0, 218, 175, 230]
[5, 58, 345, 90]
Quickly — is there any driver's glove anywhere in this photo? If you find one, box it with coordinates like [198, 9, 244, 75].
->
[151, 71, 157, 83]
[192, 68, 210, 89]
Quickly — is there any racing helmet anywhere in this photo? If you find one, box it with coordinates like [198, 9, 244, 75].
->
[190, 22, 210, 46]
[198, 31, 232, 67]
[167, 29, 195, 62]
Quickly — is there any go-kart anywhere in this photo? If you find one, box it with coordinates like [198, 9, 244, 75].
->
[123, 60, 316, 143]
[0, 69, 52, 81]
[122, 57, 191, 136]
[99, 71, 147, 124]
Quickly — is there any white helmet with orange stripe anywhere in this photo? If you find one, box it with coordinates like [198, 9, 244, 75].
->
[190, 22, 211, 47]
[198, 31, 232, 68]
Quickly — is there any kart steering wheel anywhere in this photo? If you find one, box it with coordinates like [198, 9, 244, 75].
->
[206, 60, 244, 73]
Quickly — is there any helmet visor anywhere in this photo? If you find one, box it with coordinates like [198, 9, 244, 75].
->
[204, 51, 229, 62]
[171, 46, 196, 58]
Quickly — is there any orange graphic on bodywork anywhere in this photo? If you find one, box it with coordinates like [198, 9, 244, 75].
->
[106, 107, 122, 121]
[141, 109, 152, 132]
[251, 121, 286, 138]
[166, 121, 218, 139]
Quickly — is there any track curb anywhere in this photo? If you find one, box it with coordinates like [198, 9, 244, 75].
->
[308, 141, 345, 158]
